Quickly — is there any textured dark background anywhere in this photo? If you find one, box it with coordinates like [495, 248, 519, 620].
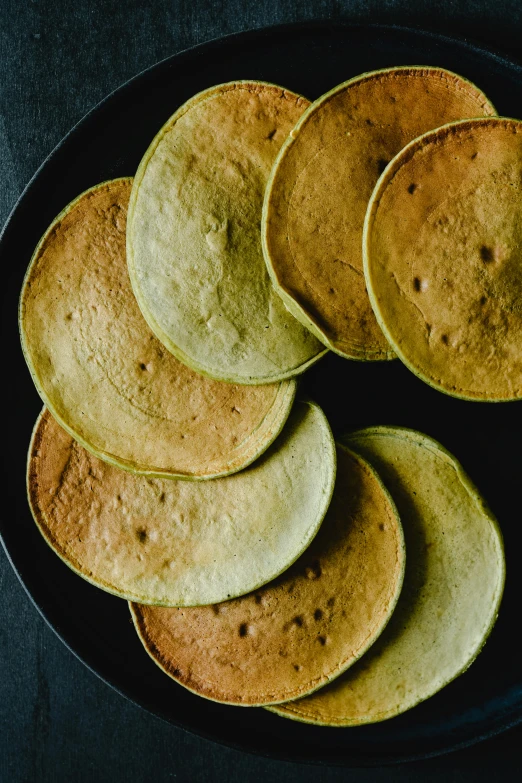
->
[2, 1, 522, 781]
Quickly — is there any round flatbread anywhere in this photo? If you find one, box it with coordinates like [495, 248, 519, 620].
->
[270, 427, 505, 725]
[19, 179, 296, 480]
[263, 67, 496, 361]
[28, 400, 335, 606]
[130, 443, 405, 705]
[364, 117, 522, 401]
[127, 81, 327, 385]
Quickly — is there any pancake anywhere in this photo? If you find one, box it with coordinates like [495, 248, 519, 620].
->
[262, 67, 496, 361]
[130, 443, 405, 705]
[270, 427, 505, 725]
[27, 400, 336, 606]
[127, 81, 327, 385]
[364, 117, 522, 401]
[19, 179, 296, 480]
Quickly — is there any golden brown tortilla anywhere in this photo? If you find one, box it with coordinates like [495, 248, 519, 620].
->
[130, 443, 405, 705]
[364, 117, 522, 400]
[19, 178, 296, 479]
[263, 67, 496, 360]
[28, 400, 336, 606]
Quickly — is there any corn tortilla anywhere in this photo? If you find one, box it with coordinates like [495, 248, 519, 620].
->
[364, 117, 522, 400]
[28, 400, 335, 606]
[270, 427, 505, 725]
[19, 179, 296, 479]
[263, 67, 496, 360]
[130, 443, 405, 705]
[127, 82, 326, 385]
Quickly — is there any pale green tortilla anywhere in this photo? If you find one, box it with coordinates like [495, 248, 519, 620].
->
[127, 81, 327, 385]
[270, 427, 505, 725]
[28, 400, 336, 607]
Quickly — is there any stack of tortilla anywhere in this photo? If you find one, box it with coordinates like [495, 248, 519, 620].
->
[19, 68, 511, 724]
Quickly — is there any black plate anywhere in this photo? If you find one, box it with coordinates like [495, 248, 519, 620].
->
[2, 21, 522, 767]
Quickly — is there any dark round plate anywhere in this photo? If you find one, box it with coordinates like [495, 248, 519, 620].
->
[2, 20, 522, 767]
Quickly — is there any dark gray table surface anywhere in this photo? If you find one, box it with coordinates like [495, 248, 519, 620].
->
[2, 1, 522, 781]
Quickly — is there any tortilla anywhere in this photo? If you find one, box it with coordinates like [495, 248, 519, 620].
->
[270, 427, 505, 725]
[19, 179, 296, 480]
[130, 443, 405, 705]
[263, 67, 496, 360]
[127, 81, 327, 385]
[28, 400, 335, 606]
[364, 117, 522, 400]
